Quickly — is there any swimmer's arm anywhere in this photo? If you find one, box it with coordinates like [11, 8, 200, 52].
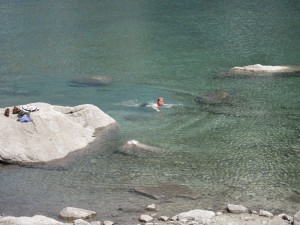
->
[152, 104, 160, 112]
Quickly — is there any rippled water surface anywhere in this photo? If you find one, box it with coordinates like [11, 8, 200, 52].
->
[0, 0, 300, 223]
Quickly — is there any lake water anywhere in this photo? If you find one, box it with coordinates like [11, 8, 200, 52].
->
[0, 0, 300, 223]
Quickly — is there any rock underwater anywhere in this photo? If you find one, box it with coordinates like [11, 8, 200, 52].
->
[0, 102, 116, 164]
[120, 140, 166, 157]
[196, 91, 233, 105]
[70, 76, 112, 87]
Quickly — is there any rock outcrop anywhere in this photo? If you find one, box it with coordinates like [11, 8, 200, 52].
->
[0, 215, 63, 225]
[0, 102, 116, 164]
[227, 64, 300, 76]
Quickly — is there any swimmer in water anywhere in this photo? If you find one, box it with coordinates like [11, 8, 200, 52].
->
[152, 97, 165, 112]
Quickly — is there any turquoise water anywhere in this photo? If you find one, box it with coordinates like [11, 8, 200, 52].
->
[0, 0, 300, 223]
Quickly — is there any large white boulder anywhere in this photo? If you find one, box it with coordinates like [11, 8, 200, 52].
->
[0, 102, 116, 163]
[0, 215, 63, 225]
[228, 64, 300, 76]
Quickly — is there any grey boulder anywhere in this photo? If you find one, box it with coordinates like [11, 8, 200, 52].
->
[0, 103, 116, 163]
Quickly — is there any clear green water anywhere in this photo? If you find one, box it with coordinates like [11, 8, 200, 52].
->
[0, 0, 300, 223]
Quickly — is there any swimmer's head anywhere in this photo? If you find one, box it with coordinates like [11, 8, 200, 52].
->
[157, 97, 164, 106]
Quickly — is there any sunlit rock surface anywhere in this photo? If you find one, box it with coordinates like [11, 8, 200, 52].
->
[0, 102, 116, 164]
[0, 215, 63, 225]
[227, 64, 300, 76]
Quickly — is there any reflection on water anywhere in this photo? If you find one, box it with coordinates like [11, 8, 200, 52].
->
[0, 0, 300, 223]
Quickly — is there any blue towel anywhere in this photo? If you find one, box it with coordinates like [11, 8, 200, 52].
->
[18, 114, 31, 122]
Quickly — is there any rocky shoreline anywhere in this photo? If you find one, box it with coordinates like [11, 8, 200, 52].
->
[1, 100, 299, 225]
[0, 204, 299, 225]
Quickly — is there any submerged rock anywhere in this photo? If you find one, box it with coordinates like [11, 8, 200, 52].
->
[134, 184, 193, 200]
[0, 87, 38, 96]
[124, 114, 150, 122]
[70, 76, 112, 87]
[227, 64, 300, 77]
[288, 193, 300, 203]
[119, 140, 165, 157]
[196, 91, 233, 105]
[0, 102, 116, 164]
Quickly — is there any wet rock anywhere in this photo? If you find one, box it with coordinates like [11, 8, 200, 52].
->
[0, 87, 38, 96]
[288, 193, 300, 202]
[196, 91, 232, 105]
[227, 204, 248, 213]
[133, 184, 193, 200]
[0, 215, 63, 225]
[124, 114, 150, 122]
[59, 207, 96, 220]
[70, 76, 112, 87]
[227, 64, 300, 77]
[118, 206, 144, 213]
[174, 209, 215, 224]
[120, 140, 165, 157]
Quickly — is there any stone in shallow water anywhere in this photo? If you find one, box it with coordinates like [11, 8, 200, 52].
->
[119, 140, 165, 157]
[288, 193, 300, 203]
[70, 76, 112, 87]
[133, 184, 193, 200]
[59, 207, 96, 220]
[196, 91, 233, 105]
